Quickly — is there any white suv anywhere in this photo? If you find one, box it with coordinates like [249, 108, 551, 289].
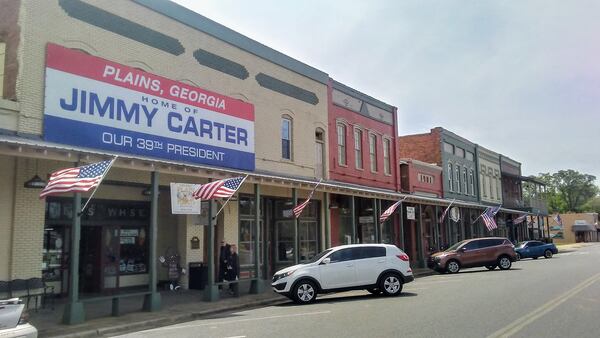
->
[271, 244, 414, 304]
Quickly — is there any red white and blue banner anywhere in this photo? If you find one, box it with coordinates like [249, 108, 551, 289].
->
[43, 44, 255, 171]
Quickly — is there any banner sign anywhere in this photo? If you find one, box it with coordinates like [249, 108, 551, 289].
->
[43, 44, 255, 171]
[170, 183, 202, 214]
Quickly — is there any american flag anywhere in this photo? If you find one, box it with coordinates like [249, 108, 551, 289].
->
[553, 214, 563, 226]
[192, 176, 245, 200]
[513, 214, 527, 225]
[292, 179, 322, 218]
[482, 205, 501, 231]
[379, 198, 406, 223]
[39, 160, 113, 199]
[439, 200, 455, 223]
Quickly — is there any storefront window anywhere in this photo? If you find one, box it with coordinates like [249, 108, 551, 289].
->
[119, 227, 148, 275]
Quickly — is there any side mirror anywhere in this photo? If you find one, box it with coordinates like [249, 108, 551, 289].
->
[458, 247, 466, 253]
[321, 257, 331, 265]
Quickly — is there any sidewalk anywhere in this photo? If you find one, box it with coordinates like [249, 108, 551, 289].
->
[33, 270, 434, 338]
[556, 242, 599, 252]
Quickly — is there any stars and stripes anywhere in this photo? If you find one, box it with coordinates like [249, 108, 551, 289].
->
[482, 205, 501, 231]
[292, 179, 322, 218]
[379, 198, 404, 223]
[192, 177, 245, 200]
[39, 160, 113, 199]
[439, 200, 455, 223]
[513, 214, 527, 225]
[553, 214, 563, 226]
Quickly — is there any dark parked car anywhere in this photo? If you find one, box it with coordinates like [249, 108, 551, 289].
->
[515, 241, 558, 260]
[427, 237, 517, 274]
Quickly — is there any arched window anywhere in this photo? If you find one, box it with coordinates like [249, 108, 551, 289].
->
[281, 116, 292, 160]
[469, 169, 475, 196]
[369, 133, 377, 172]
[462, 168, 468, 195]
[455, 164, 461, 193]
[354, 128, 363, 169]
[447, 163, 453, 192]
[0, 41, 5, 98]
[315, 128, 325, 178]
[383, 138, 391, 175]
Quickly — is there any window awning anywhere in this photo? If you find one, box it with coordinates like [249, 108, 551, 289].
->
[572, 224, 597, 232]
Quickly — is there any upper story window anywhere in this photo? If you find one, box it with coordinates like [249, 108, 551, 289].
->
[480, 167, 487, 197]
[0, 42, 5, 98]
[494, 169, 501, 200]
[455, 165, 461, 193]
[447, 163, 453, 192]
[383, 138, 391, 175]
[469, 169, 475, 196]
[466, 151, 474, 161]
[281, 116, 292, 160]
[462, 168, 468, 194]
[455, 147, 465, 158]
[354, 128, 363, 169]
[369, 133, 377, 172]
[337, 124, 347, 166]
[418, 173, 434, 184]
[443, 142, 454, 154]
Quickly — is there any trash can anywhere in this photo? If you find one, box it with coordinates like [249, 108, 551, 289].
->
[188, 262, 208, 290]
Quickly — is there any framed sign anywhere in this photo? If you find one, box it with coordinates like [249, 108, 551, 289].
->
[170, 183, 202, 214]
[43, 43, 255, 171]
[406, 206, 415, 220]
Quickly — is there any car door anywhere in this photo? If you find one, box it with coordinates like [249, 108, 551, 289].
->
[354, 246, 387, 285]
[319, 248, 357, 289]
[458, 240, 483, 267]
[524, 242, 539, 257]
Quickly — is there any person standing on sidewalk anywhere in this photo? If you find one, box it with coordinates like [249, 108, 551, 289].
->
[227, 244, 239, 295]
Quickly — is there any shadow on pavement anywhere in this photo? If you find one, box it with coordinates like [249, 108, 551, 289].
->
[275, 291, 418, 307]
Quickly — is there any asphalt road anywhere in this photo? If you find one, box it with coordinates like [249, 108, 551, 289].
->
[117, 244, 600, 338]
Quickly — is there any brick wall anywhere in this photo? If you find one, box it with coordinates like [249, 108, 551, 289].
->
[397, 129, 442, 166]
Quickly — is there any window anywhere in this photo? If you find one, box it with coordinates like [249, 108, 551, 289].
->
[337, 124, 347, 165]
[466, 151, 474, 161]
[418, 173, 434, 184]
[455, 165, 460, 193]
[383, 138, 391, 175]
[443, 142, 454, 154]
[328, 248, 354, 263]
[469, 169, 475, 196]
[0, 42, 5, 97]
[455, 147, 465, 158]
[463, 241, 480, 251]
[495, 170, 501, 200]
[315, 129, 325, 179]
[357, 246, 386, 259]
[281, 117, 292, 160]
[447, 163, 453, 191]
[369, 134, 377, 172]
[354, 128, 363, 169]
[480, 169, 486, 197]
[462, 168, 468, 194]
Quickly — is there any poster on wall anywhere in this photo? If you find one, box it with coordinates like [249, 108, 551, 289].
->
[170, 183, 202, 214]
[406, 206, 415, 220]
[43, 43, 255, 171]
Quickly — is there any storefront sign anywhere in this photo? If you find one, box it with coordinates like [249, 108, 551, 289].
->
[170, 183, 202, 214]
[359, 216, 374, 224]
[406, 206, 415, 220]
[43, 44, 255, 171]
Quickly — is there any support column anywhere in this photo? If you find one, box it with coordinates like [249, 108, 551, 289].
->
[416, 204, 424, 268]
[293, 188, 299, 264]
[324, 192, 331, 249]
[434, 205, 440, 250]
[63, 192, 84, 325]
[398, 202, 405, 250]
[144, 171, 161, 311]
[204, 194, 219, 301]
[250, 184, 264, 293]
[374, 198, 380, 243]
[350, 196, 356, 243]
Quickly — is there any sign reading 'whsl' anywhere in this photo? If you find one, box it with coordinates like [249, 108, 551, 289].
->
[43, 43, 255, 171]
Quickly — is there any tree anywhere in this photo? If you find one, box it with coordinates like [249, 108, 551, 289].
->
[534, 170, 598, 213]
[583, 196, 600, 213]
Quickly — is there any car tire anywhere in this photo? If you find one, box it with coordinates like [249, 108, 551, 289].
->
[367, 288, 381, 295]
[446, 260, 461, 274]
[516, 253, 521, 261]
[544, 250, 553, 258]
[498, 256, 512, 270]
[292, 280, 317, 304]
[486, 265, 496, 270]
[379, 273, 403, 296]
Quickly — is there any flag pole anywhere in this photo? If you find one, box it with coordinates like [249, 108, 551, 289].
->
[79, 156, 118, 216]
[293, 178, 323, 218]
[213, 174, 249, 219]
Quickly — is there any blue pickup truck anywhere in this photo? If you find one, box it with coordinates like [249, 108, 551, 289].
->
[515, 240, 558, 260]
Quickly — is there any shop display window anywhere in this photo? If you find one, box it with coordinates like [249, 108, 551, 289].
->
[118, 227, 148, 274]
[42, 226, 67, 282]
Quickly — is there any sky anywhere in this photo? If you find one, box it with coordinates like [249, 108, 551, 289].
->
[173, 0, 600, 180]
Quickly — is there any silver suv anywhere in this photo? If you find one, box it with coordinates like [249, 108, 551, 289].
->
[271, 244, 414, 304]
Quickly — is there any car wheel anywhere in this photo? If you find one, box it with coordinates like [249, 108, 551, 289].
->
[498, 256, 512, 270]
[515, 253, 521, 261]
[367, 288, 381, 295]
[486, 265, 496, 270]
[544, 250, 553, 258]
[292, 280, 317, 304]
[446, 260, 461, 274]
[379, 273, 403, 296]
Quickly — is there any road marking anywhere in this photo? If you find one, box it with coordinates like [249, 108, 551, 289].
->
[224, 336, 246, 338]
[139, 310, 332, 333]
[487, 272, 600, 338]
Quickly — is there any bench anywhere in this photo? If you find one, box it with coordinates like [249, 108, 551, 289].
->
[80, 291, 152, 316]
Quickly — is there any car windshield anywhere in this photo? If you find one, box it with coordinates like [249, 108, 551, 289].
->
[306, 249, 333, 264]
[445, 240, 467, 252]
